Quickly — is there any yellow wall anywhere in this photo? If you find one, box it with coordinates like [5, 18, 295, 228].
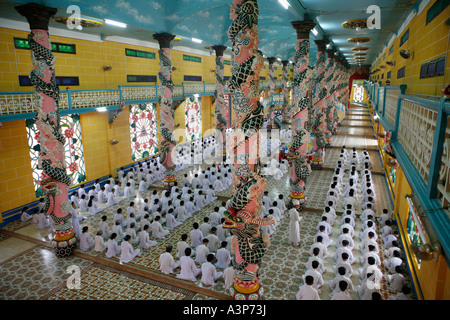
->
[0, 27, 222, 92]
[0, 120, 36, 215]
[374, 119, 450, 300]
[370, 0, 450, 96]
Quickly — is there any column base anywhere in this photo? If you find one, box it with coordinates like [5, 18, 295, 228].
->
[230, 279, 264, 300]
[310, 157, 323, 170]
[52, 235, 77, 258]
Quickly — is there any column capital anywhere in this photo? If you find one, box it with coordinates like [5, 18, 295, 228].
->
[15, 3, 57, 30]
[267, 57, 277, 65]
[211, 45, 227, 57]
[291, 20, 316, 39]
[153, 33, 176, 49]
[314, 39, 330, 52]
[282, 60, 289, 67]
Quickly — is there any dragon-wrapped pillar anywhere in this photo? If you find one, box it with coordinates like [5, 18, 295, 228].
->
[287, 20, 316, 208]
[154, 33, 177, 190]
[324, 49, 337, 139]
[15, 3, 76, 257]
[309, 39, 329, 169]
[266, 57, 277, 129]
[280, 60, 290, 128]
[223, 0, 274, 300]
[212, 45, 228, 162]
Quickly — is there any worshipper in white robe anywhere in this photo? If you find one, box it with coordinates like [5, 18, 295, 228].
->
[138, 180, 148, 192]
[215, 241, 232, 269]
[71, 202, 81, 238]
[80, 226, 95, 251]
[272, 166, 284, 180]
[315, 225, 332, 247]
[125, 223, 139, 244]
[384, 250, 403, 274]
[334, 240, 355, 264]
[205, 227, 221, 253]
[139, 224, 157, 249]
[112, 219, 125, 240]
[177, 248, 201, 281]
[331, 281, 353, 300]
[310, 237, 329, 260]
[77, 184, 87, 199]
[195, 191, 207, 211]
[195, 239, 210, 264]
[216, 219, 229, 242]
[223, 266, 235, 291]
[329, 267, 354, 296]
[159, 245, 180, 275]
[97, 187, 108, 204]
[78, 195, 88, 212]
[303, 261, 324, 290]
[120, 235, 141, 263]
[296, 276, 320, 300]
[305, 249, 326, 275]
[175, 202, 188, 222]
[70, 193, 79, 209]
[151, 215, 169, 239]
[36, 211, 51, 230]
[105, 233, 121, 258]
[114, 208, 127, 228]
[389, 286, 413, 300]
[288, 200, 302, 247]
[201, 254, 223, 286]
[166, 208, 182, 229]
[185, 197, 196, 216]
[357, 272, 381, 300]
[190, 222, 204, 248]
[123, 183, 135, 199]
[99, 215, 111, 239]
[206, 185, 218, 203]
[176, 234, 190, 259]
[387, 266, 405, 293]
[208, 207, 222, 228]
[113, 184, 123, 198]
[94, 231, 106, 252]
[107, 191, 120, 206]
[87, 196, 103, 216]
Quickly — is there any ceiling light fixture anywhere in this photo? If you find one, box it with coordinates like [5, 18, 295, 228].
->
[96, 107, 108, 112]
[104, 19, 127, 28]
[192, 38, 203, 43]
[278, 0, 290, 10]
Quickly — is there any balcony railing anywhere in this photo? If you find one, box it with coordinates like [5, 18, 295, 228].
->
[364, 80, 450, 265]
[0, 80, 288, 121]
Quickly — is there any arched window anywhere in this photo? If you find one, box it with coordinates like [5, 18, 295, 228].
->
[26, 114, 86, 198]
[129, 103, 159, 161]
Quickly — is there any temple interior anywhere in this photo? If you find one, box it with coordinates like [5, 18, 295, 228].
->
[0, 0, 449, 303]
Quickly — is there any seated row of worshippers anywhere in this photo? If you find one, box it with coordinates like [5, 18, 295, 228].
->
[296, 147, 411, 300]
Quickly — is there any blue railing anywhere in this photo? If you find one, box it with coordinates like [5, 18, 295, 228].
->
[0, 80, 285, 122]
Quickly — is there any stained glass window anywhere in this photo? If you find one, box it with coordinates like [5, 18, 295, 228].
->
[185, 96, 202, 141]
[26, 114, 86, 198]
[129, 103, 159, 161]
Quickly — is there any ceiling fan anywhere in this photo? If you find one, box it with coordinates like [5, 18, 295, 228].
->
[400, 49, 414, 60]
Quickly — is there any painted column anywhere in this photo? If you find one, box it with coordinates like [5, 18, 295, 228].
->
[212, 45, 228, 161]
[288, 20, 316, 208]
[224, 0, 274, 300]
[280, 60, 290, 128]
[324, 49, 338, 139]
[266, 57, 277, 129]
[154, 33, 177, 190]
[15, 3, 76, 257]
[309, 39, 329, 169]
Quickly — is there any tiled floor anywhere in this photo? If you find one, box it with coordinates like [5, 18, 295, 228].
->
[0, 104, 412, 300]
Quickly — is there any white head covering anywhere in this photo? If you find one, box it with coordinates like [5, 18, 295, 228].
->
[293, 200, 300, 206]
